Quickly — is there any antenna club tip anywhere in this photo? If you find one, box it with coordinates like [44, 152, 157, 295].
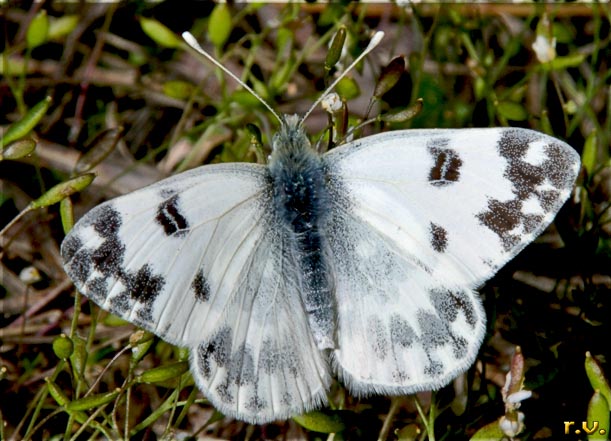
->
[182, 31, 196, 44]
[367, 31, 385, 50]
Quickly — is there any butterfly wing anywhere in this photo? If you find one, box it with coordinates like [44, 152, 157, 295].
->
[322, 128, 580, 394]
[61, 163, 330, 423]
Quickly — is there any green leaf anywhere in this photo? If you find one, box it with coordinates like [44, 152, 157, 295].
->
[381, 99, 423, 123]
[549, 53, 586, 71]
[70, 335, 88, 378]
[231, 89, 264, 109]
[140, 17, 181, 49]
[26, 10, 49, 49]
[48, 15, 79, 41]
[582, 390, 610, 441]
[553, 22, 574, 44]
[325, 26, 346, 72]
[60, 197, 74, 234]
[52, 334, 74, 359]
[474, 76, 486, 101]
[162, 80, 194, 100]
[581, 132, 598, 176]
[1, 138, 36, 160]
[29, 174, 95, 209]
[395, 423, 421, 441]
[130, 331, 155, 364]
[469, 419, 505, 440]
[2, 96, 52, 147]
[540, 110, 553, 135]
[46, 377, 70, 407]
[66, 390, 120, 412]
[276, 28, 293, 54]
[374, 56, 406, 98]
[335, 77, 360, 101]
[270, 54, 294, 93]
[103, 313, 129, 327]
[75, 128, 122, 174]
[587, 391, 610, 441]
[585, 352, 611, 406]
[45, 378, 90, 424]
[497, 100, 528, 121]
[293, 410, 345, 434]
[136, 361, 189, 384]
[208, 4, 232, 48]
[0, 55, 27, 76]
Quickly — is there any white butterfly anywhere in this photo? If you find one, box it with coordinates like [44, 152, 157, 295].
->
[61, 31, 580, 424]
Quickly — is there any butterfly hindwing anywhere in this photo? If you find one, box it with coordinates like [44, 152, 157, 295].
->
[323, 127, 579, 394]
[61, 163, 330, 423]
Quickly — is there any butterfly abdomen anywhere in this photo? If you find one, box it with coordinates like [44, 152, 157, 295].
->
[268, 116, 336, 350]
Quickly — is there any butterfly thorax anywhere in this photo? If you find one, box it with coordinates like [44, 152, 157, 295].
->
[268, 115, 327, 233]
[267, 114, 336, 350]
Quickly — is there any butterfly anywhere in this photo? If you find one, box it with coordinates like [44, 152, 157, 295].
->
[60, 30, 580, 424]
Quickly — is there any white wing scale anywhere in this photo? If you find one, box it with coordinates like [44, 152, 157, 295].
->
[323, 128, 579, 394]
[61, 163, 331, 424]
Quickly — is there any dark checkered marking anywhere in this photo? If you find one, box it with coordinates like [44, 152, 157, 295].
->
[226, 344, 256, 386]
[417, 304, 475, 377]
[246, 395, 267, 412]
[198, 326, 232, 379]
[192, 269, 211, 302]
[430, 288, 477, 328]
[367, 316, 389, 360]
[390, 314, 417, 348]
[428, 140, 462, 187]
[259, 339, 303, 377]
[212, 343, 258, 405]
[156, 194, 189, 236]
[91, 236, 126, 276]
[93, 205, 122, 238]
[477, 129, 577, 252]
[61, 234, 82, 262]
[62, 235, 92, 284]
[430, 223, 448, 253]
[125, 263, 165, 306]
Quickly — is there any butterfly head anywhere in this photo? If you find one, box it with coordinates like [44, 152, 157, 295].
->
[271, 114, 312, 155]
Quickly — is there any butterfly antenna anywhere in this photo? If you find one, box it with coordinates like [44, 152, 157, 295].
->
[301, 31, 385, 124]
[182, 32, 283, 125]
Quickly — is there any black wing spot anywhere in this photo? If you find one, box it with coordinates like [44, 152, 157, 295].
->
[477, 199, 530, 251]
[91, 236, 126, 276]
[430, 288, 478, 328]
[390, 314, 417, 348]
[428, 140, 462, 186]
[93, 205, 122, 238]
[429, 222, 448, 253]
[477, 130, 577, 251]
[197, 326, 232, 379]
[367, 316, 389, 360]
[191, 269, 211, 302]
[125, 264, 165, 306]
[227, 344, 256, 386]
[156, 194, 189, 236]
[61, 234, 83, 262]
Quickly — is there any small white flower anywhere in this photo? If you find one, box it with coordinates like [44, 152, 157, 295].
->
[507, 390, 533, 405]
[532, 34, 557, 63]
[19, 266, 41, 284]
[499, 412, 525, 437]
[321, 92, 342, 113]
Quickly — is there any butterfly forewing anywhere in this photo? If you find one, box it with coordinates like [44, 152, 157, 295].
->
[322, 127, 579, 394]
[61, 163, 331, 423]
